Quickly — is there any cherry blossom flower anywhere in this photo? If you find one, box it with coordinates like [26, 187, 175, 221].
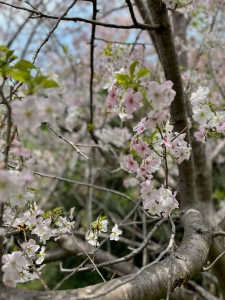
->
[194, 126, 207, 143]
[123, 154, 138, 172]
[136, 162, 152, 178]
[147, 81, 175, 110]
[123, 177, 139, 188]
[144, 199, 162, 216]
[21, 239, 40, 258]
[140, 178, 153, 195]
[145, 154, 161, 172]
[11, 95, 42, 131]
[135, 138, 150, 158]
[107, 85, 118, 112]
[39, 96, 65, 124]
[193, 105, 215, 125]
[122, 88, 142, 115]
[9, 191, 34, 208]
[190, 86, 210, 108]
[0, 170, 23, 202]
[85, 230, 99, 247]
[146, 108, 169, 128]
[143, 187, 178, 217]
[36, 246, 46, 265]
[163, 137, 172, 148]
[2, 251, 27, 287]
[208, 111, 225, 132]
[110, 224, 122, 241]
[133, 118, 147, 134]
[10, 147, 31, 158]
[130, 136, 138, 150]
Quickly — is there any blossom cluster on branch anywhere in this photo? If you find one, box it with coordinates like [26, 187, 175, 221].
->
[104, 62, 191, 217]
[191, 86, 225, 142]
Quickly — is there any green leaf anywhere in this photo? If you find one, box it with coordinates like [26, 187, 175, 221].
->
[13, 60, 35, 70]
[10, 69, 31, 82]
[207, 131, 221, 138]
[137, 68, 150, 78]
[142, 96, 152, 110]
[40, 79, 60, 89]
[104, 43, 112, 56]
[115, 73, 129, 84]
[6, 49, 16, 60]
[62, 44, 68, 54]
[149, 129, 159, 143]
[129, 61, 139, 77]
[0, 46, 9, 52]
[33, 75, 47, 85]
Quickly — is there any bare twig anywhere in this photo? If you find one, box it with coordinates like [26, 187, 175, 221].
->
[32, 0, 78, 63]
[0, 1, 161, 31]
[95, 37, 152, 46]
[188, 280, 219, 300]
[62, 218, 166, 273]
[33, 171, 137, 203]
[44, 122, 89, 160]
[203, 250, 225, 272]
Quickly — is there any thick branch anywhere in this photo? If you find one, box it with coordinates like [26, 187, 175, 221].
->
[147, 0, 197, 210]
[0, 210, 212, 300]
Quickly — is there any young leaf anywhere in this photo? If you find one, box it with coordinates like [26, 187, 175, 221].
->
[137, 68, 150, 78]
[40, 79, 60, 89]
[129, 61, 139, 77]
[13, 60, 35, 70]
[10, 69, 31, 82]
[142, 96, 153, 110]
[115, 74, 129, 84]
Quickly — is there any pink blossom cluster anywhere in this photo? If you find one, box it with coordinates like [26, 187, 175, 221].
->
[2, 202, 75, 287]
[0, 169, 33, 206]
[107, 86, 143, 121]
[105, 76, 183, 217]
[106, 79, 176, 124]
[122, 121, 188, 216]
[141, 183, 179, 217]
[2, 243, 44, 287]
[146, 81, 176, 128]
[11, 92, 65, 132]
[191, 86, 225, 142]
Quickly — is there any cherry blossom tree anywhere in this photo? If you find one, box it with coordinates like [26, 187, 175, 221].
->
[0, 0, 225, 299]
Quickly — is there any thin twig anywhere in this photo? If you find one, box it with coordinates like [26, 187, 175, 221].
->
[203, 250, 225, 272]
[32, 0, 78, 63]
[95, 37, 152, 46]
[0, 1, 161, 31]
[33, 171, 136, 203]
[44, 122, 89, 160]
[188, 280, 219, 300]
[62, 218, 166, 273]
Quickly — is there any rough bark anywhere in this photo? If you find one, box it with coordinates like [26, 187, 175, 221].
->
[172, 10, 225, 300]
[146, 0, 197, 211]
